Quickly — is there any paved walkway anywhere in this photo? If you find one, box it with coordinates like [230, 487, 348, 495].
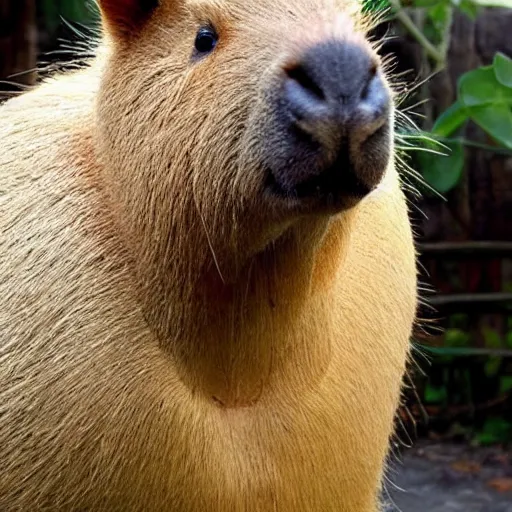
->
[385, 442, 512, 512]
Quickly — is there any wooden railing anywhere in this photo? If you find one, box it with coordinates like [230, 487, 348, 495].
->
[418, 241, 512, 315]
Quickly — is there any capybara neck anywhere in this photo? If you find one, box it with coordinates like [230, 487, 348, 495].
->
[120, 201, 353, 407]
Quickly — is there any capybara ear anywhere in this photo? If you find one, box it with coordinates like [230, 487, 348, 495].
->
[98, 0, 160, 38]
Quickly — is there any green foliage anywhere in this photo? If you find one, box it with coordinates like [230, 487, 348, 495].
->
[500, 376, 512, 394]
[484, 355, 503, 378]
[40, 0, 99, 36]
[422, 52, 512, 192]
[475, 417, 512, 446]
[381, 0, 512, 193]
[416, 137, 464, 193]
[362, 0, 390, 13]
[445, 328, 472, 348]
[434, 53, 512, 146]
[424, 383, 448, 404]
[431, 101, 467, 137]
[482, 327, 503, 349]
[422, 0, 452, 45]
[414, 320, 512, 444]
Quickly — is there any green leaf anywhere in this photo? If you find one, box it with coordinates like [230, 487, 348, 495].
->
[427, 2, 451, 25]
[459, 62, 512, 107]
[444, 328, 471, 348]
[424, 383, 447, 404]
[451, 57, 512, 149]
[362, 0, 390, 13]
[482, 327, 502, 349]
[484, 356, 503, 378]
[506, 330, 512, 349]
[500, 376, 512, 394]
[459, 66, 499, 107]
[451, 313, 469, 328]
[418, 138, 465, 193]
[455, 0, 480, 18]
[475, 431, 499, 446]
[468, 104, 512, 150]
[475, 417, 512, 446]
[494, 52, 512, 88]
[424, 2, 452, 44]
[432, 101, 469, 137]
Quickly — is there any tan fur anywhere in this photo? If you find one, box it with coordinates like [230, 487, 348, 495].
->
[0, 0, 417, 510]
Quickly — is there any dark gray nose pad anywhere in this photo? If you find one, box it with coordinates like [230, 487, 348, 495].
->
[282, 41, 389, 153]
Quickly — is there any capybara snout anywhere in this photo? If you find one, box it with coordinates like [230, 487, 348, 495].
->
[263, 37, 391, 211]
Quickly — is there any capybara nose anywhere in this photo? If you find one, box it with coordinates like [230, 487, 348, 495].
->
[283, 40, 386, 145]
[266, 39, 392, 209]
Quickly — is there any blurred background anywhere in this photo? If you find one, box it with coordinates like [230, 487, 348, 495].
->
[1, 0, 511, 510]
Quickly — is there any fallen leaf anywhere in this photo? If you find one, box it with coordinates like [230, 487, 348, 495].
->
[450, 460, 481, 474]
[487, 478, 512, 493]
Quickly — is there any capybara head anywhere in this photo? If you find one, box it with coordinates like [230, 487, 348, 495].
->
[95, 0, 393, 339]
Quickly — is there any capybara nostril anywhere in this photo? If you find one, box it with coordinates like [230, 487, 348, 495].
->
[267, 39, 391, 210]
[285, 64, 326, 102]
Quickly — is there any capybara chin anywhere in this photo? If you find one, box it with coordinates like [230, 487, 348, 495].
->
[0, 0, 417, 510]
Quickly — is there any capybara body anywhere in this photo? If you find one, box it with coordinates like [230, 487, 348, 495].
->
[0, 0, 417, 511]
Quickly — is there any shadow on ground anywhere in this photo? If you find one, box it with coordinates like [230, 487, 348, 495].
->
[384, 441, 512, 512]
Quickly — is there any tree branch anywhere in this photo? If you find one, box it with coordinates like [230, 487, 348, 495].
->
[388, 0, 445, 64]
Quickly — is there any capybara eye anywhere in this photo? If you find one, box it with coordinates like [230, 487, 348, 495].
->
[194, 27, 218, 55]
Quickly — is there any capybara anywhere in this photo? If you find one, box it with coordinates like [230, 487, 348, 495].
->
[0, 0, 417, 510]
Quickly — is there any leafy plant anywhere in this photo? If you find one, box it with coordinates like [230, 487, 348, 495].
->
[475, 417, 512, 445]
[433, 52, 512, 147]
[413, 323, 512, 445]
[416, 136, 464, 193]
[365, 0, 512, 193]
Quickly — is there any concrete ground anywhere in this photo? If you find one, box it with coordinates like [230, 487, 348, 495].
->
[384, 441, 512, 512]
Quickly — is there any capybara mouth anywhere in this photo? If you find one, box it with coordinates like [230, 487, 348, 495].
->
[265, 164, 371, 212]
[264, 132, 386, 212]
